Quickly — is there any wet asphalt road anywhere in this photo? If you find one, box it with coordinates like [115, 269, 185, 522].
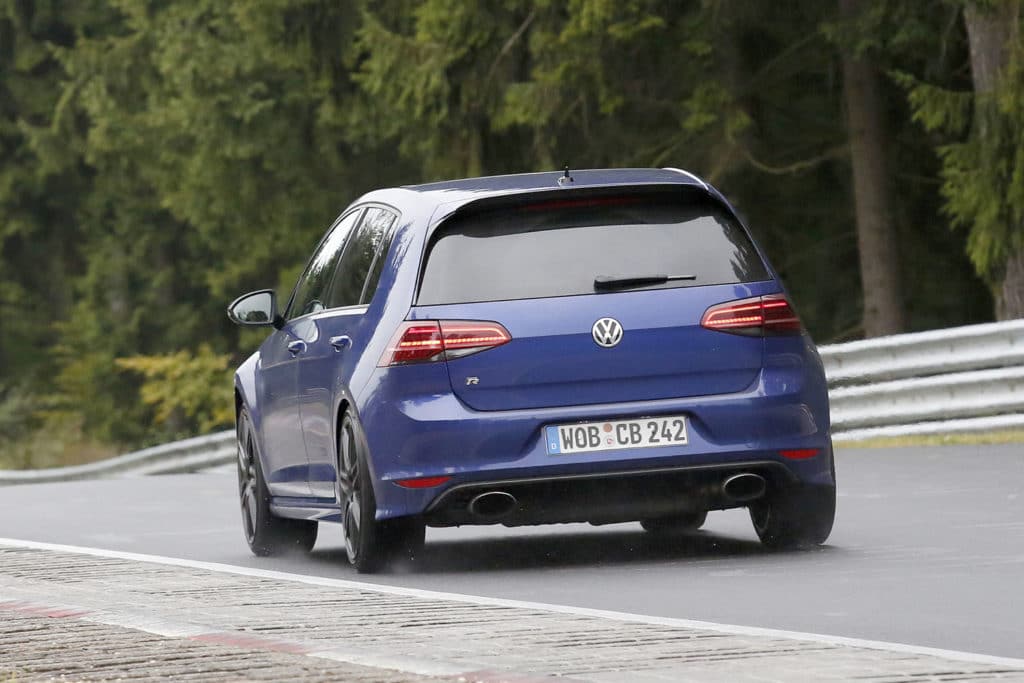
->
[1, 444, 1022, 658]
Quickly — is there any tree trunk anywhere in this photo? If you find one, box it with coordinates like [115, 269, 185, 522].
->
[467, 123, 485, 178]
[963, 0, 1023, 320]
[1000, 252, 1024, 319]
[963, 2, 1019, 95]
[839, 0, 906, 337]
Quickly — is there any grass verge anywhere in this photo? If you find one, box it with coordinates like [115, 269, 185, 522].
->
[836, 430, 1024, 450]
[0, 422, 118, 470]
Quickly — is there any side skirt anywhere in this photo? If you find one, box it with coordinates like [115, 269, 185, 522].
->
[270, 497, 342, 523]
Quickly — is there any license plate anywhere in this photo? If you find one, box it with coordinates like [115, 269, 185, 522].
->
[546, 416, 688, 455]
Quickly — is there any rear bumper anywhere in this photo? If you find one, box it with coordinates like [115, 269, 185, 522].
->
[423, 460, 799, 527]
[358, 346, 833, 521]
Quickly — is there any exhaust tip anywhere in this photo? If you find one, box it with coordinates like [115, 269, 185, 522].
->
[468, 491, 517, 521]
[722, 473, 767, 503]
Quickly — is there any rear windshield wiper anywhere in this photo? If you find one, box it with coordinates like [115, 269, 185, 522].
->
[593, 274, 697, 290]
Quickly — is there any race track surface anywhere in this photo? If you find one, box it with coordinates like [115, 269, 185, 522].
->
[2, 444, 1021, 658]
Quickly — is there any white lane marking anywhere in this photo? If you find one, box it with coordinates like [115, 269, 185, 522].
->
[306, 649, 467, 677]
[84, 611, 209, 639]
[1, 536, 1023, 669]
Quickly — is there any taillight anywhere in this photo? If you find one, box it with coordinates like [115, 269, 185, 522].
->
[379, 322, 445, 365]
[701, 294, 802, 336]
[438, 321, 513, 359]
[378, 320, 511, 367]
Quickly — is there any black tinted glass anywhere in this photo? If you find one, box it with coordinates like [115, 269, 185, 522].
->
[417, 195, 769, 305]
[288, 210, 361, 319]
[360, 210, 399, 304]
[326, 207, 397, 309]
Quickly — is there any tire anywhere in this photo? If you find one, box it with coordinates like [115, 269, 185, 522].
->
[640, 511, 708, 534]
[749, 484, 835, 550]
[338, 413, 425, 574]
[237, 407, 318, 557]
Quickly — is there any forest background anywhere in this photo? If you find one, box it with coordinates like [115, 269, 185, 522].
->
[1, 0, 1022, 467]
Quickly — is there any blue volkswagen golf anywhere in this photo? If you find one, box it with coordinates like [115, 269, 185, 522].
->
[228, 168, 835, 572]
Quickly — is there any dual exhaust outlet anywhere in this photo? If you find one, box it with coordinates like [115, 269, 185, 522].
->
[467, 490, 519, 521]
[466, 472, 767, 522]
[720, 472, 767, 503]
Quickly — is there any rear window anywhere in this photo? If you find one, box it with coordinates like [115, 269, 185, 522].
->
[417, 193, 770, 305]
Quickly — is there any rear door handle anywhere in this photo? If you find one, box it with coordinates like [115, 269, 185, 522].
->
[287, 340, 307, 355]
[330, 335, 352, 351]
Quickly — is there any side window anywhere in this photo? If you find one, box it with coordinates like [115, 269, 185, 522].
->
[287, 210, 362, 320]
[359, 209, 399, 304]
[325, 207, 397, 308]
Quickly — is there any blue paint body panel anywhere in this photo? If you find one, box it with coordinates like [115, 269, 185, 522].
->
[232, 168, 833, 524]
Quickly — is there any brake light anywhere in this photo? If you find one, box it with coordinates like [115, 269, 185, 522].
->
[379, 320, 511, 366]
[521, 196, 644, 211]
[701, 294, 802, 336]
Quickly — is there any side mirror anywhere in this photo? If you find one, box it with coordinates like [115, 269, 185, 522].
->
[227, 290, 284, 329]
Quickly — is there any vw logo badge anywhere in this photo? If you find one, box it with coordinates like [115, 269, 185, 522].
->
[592, 317, 623, 348]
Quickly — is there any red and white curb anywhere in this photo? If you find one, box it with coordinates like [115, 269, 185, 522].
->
[0, 594, 576, 683]
[2, 537, 1023, 675]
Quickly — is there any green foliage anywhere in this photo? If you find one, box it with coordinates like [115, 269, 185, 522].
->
[900, 42, 1024, 280]
[898, 76, 973, 133]
[0, 0, 1002, 461]
[0, 1, 101, 379]
[353, 0, 539, 177]
[0, 382, 38, 443]
[821, 0, 995, 331]
[117, 344, 234, 436]
[0, 380, 117, 471]
[2, 0, 414, 451]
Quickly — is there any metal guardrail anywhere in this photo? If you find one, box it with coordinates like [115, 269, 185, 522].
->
[823, 319, 1024, 441]
[0, 431, 235, 485]
[821, 319, 1024, 386]
[1, 319, 1021, 483]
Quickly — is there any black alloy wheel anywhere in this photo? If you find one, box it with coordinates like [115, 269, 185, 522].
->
[749, 484, 835, 550]
[337, 413, 425, 573]
[237, 407, 317, 556]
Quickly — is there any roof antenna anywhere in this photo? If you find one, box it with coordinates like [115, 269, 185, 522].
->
[558, 164, 574, 186]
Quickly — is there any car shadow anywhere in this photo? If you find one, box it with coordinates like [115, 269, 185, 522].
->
[307, 526, 833, 575]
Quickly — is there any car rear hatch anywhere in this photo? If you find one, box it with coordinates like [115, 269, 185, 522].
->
[406, 187, 775, 412]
